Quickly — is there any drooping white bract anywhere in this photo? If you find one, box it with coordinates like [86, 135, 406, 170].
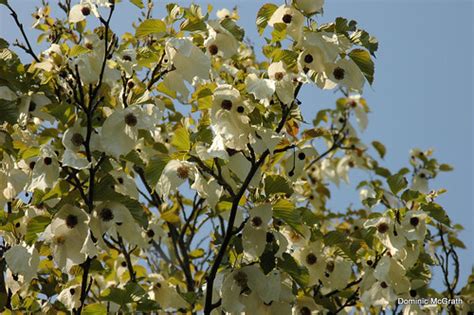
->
[319, 255, 353, 292]
[411, 169, 432, 194]
[205, 20, 239, 59]
[164, 38, 210, 101]
[268, 5, 305, 42]
[294, 240, 326, 286]
[42, 205, 89, 272]
[69, 0, 111, 23]
[242, 204, 273, 259]
[101, 105, 155, 158]
[157, 160, 196, 200]
[91, 201, 145, 248]
[62, 120, 100, 170]
[57, 285, 82, 311]
[245, 73, 275, 101]
[221, 265, 278, 313]
[17, 93, 53, 125]
[364, 215, 406, 255]
[0, 154, 27, 206]
[4, 243, 40, 283]
[29, 145, 60, 192]
[323, 58, 366, 92]
[191, 174, 223, 209]
[374, 256, 410, 295]
[148, 273, 189, 310]
[401, 210, 428, 243]
[210, 85, 251, 151]
[268, 61, 296, 105]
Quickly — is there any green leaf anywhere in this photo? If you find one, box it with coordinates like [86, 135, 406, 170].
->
[273, 199, 301, 233]
[422, 203, 451, 226]
[180, 17, 207, 32]
[189, 248, 205, 259]
[101, 282, 145, 306]
[277, 253, 309, 287]
[350, 29, 378, 56]
[349, 49, 375, 85]
[372, 141, 386, 159]
[0, 99, 18, 124]
[439, 163, 454, 172]
[220, 18, 245, 41]
[323, 230, 346, 246]
[256, 3, 278, 35]
[129, 0, 144, 9]
[25, 216, 51, 245]
[69, 45, 90, 57]
[265, 175, 293, 196]
[0, 38, 8, 49]
[387, 173, 407, 195]
[135, 19, 166, 38]
[82, 303, 107, 315]
[144, 154, 169, 187]
[0, 0, 8, 6]
[171, 125, 190, 152]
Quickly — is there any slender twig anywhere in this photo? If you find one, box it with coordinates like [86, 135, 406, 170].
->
[5, 3, 40, 62]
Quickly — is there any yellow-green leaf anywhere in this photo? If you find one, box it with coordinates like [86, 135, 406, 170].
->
[136, 19, 166, 38]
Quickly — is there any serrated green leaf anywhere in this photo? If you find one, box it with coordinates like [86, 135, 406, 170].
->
[422, 203, 451, 226]
[265, 175, 293, 196]
[25, 216, 51, 245]
[145, 154, 169, 187]
[171, 125, 190, 151]
[221, 18, 244, 41]
[277, 253, 309, 287]
[256, 3, 278, 35]
[372, 141, 386, 159]
[273, 199, 302, 233]
[349, 49, 374, 85]
[323, 230, 346, 246]
[387, 173, 407, 195]
[135, 19, 166, 38]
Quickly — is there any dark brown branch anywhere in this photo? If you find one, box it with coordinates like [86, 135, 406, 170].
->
[5, 3, 40, 62]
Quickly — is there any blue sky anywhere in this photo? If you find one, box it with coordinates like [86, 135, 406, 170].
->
[1, 0, 472, 292]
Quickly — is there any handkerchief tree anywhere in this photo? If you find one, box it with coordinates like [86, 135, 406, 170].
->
[0, 0, 472, 314]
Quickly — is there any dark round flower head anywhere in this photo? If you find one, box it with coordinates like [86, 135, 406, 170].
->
[81, 6, 91, 16]
[380, 281, 388, 289]
[251, 216, 263, 227]
[124, 113, 138, 127]
[43, 157, 53, 165]
[69, 288, 76, 295]
[237, 106, 245, 113]
[298, 152, 306, 160]
[66, 214, 79, 228]
[410, 217, 420, 227]
[282, 14, 292, 24]
[300, 307, 311, 315]
[220, 99, 233, 111]
[233, 271, 248, 288]
[304, 54, 313, 64]
[333, 67, 345, 80]
[176, 165, 190, 179]
[208, 44, 219, 55]
[377, 222, 389, 234]
[306, 253, 317, 265]
[274, 72, 284, 81]
[146, 229, 155, 238]
[99, 208, 114, 222]
[71, 133, 84, 147]
[29, 102, 37, 112]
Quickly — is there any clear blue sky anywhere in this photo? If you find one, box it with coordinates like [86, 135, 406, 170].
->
[1, 0, 472, 291]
